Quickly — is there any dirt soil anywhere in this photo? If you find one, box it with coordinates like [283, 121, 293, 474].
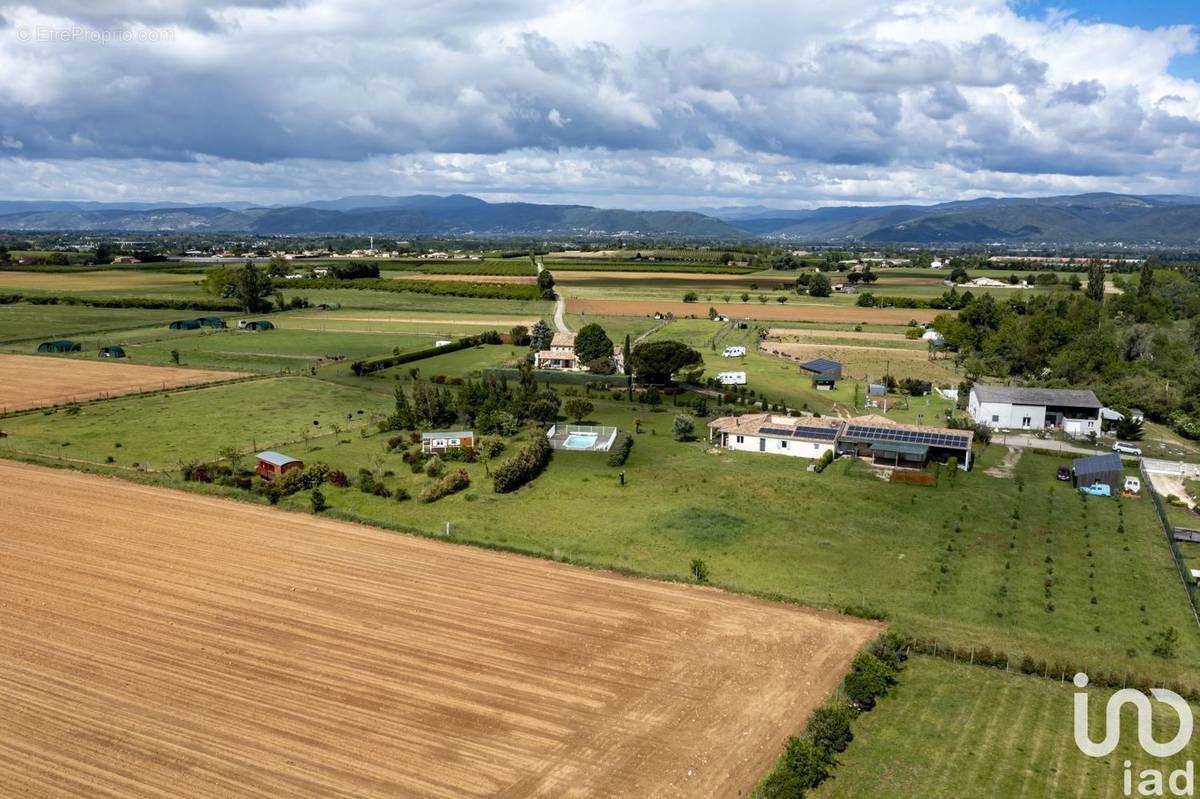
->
[567, 298, 943, 324]
[0, 353, 250, 412]
[0, 461, 879, 799]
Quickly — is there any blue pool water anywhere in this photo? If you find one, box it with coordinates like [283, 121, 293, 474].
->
[563, 432, 599, 449]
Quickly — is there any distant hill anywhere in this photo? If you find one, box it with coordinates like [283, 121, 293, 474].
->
[0, 194, 741, 238]
[722, 193, 1200, 245]
[2, 192, 1200, 243]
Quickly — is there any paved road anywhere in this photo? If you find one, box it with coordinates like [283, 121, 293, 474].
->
[537, 256, 571, 334]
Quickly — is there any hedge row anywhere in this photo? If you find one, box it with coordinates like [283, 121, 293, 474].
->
[420, 468, 471, 503]
[493, 434, 552, 493]
[758, 633, 905, 799]
[0, 293, 240, 311]
[903, 635, 1200, 700]
[273, 276, 541, 301]
[350, 331, 502, 375]
[607, 432, 634, 466]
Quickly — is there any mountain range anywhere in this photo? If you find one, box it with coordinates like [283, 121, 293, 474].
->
[2, 192, 1200, 244]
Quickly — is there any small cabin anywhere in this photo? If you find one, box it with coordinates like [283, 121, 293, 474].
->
[255, 451, 303, 481]
[98, 346, 127, 358]
[421, 430, 474, 454]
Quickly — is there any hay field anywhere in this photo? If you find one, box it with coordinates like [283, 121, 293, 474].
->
[0, 353, 249, 412]
[0, 461, 878, 799]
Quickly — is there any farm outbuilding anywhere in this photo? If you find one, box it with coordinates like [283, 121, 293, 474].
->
[98, 346, 127, 358]
[37, 340, 80, 353]
[1072, 453, 1123, 491]
[798, 357, 843, 380]
[812, 374, 837, 391]
[256, 451, 304, 481]
[169, 319, 203, 330]
[421, 431, 474, 454]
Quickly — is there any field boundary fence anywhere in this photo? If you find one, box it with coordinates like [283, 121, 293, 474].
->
[1140, 460, 1200, 631]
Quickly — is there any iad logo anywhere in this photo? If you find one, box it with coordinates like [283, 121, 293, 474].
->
[1073, 672, 1195, 796]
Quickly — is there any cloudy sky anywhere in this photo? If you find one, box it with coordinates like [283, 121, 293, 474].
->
[1, 0, 1199, 208]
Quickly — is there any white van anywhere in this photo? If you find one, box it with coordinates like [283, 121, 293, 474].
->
[716, 371, 747, 385]
[1123, 476, 1141, 494]
[722, 346, 746, 358]
[1112, 442, 1143, 457]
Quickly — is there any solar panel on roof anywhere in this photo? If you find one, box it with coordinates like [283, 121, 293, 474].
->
[843, 424, 969, 449]
[794, 427, 838, 441]
[758, 427, 795, 436]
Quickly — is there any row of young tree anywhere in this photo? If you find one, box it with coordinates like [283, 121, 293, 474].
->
[933, 262, 1200, 437]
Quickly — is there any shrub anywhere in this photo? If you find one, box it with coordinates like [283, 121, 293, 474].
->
[672, 414, 696, 441]
[812, 449, 834, 473]
[394, 487, 411, 502]
[690, 558, 709, 582]
[843, 652, 896, 710]
[424, 455, 445, 477]
[607, 431, 634, 466]
[475, 435, 506, 459]
[328, 470, 349, 487]
[807, 704, 854, 755]
[310, 489, 328, 512]
[493, 434, 552, 493]
[760, 736, 832, 798]
[421, 468, 470, 502]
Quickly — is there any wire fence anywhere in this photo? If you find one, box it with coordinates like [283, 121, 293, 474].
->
[1141, 460, 1200, 631]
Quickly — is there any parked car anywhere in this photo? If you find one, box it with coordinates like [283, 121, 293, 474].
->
[1056, 465, 1071, 482]
[1080, 483, 1112, 497]
[1112, 442, 1143, 457]
[1124, 476, 1141, 494]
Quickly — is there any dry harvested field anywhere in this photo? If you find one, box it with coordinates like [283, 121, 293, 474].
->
[760, 341, 959, 382]
[287, 313, 540, 327]
[568, 298, 944, 324]
[0, 462, 878, 799]
[0, 353, 250, 412]
[0, 269, 198, 292]
[766, 327, 914, 342]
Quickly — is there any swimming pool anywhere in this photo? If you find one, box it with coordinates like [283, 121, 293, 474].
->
[562, 432, 599, 450]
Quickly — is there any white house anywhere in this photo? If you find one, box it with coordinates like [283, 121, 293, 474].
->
[708, 414, 844, 459]
[968, 385, 1102, 436]
[716, 371, 747, 385]
[722, 346, 747, 357]
[534, 331, 580, 370]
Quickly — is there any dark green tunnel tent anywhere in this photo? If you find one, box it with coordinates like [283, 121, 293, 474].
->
[37, 340, 80, 353]
[99, 346, 127, 358]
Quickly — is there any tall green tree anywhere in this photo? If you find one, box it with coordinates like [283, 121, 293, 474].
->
[1085, 262, 1106, 303]
[574, 323, 613, 363]
[1138, 260, 1155, 297]
[537, 268, 555, 300]
[808, 271, 832, 297]
[529, 320, 553, 351]
[630, 341, 703, 384]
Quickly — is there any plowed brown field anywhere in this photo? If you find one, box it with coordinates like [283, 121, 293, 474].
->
[0, 353, 250, 412]
[567, 298, 943, 323]
[0, 462, 878, 799]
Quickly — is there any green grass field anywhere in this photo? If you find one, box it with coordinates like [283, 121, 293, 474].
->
[0, 302, 225, 344]
[5, 377, 1194, 683]
[813, 657, 1196, 799]
[0, 376, 387, 468]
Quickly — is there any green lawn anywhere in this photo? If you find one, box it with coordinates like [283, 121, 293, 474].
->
[0, 376, 388, 468]
[0, 302, 225, 344]
[9, 379, 1193, 682]
[813, 657, 1195, 799]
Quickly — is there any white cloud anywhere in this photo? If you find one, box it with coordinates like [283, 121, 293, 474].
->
[0, 0, 1195, 206]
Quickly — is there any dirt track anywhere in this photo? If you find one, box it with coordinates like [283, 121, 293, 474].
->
[568, 298, 944, 324]
[0, 461, 878, 799]
[0, 353, 250, 412]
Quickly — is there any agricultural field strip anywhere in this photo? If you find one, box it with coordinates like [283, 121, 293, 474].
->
[0, 461, 879, 799]
[0, 353, 253, 413]
[567, 299, 944, 324]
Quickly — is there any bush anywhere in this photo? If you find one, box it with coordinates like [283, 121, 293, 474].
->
[310, 489, 328, 512]
[350, 331, 502, 376]
[760, 736, 831, 798]
[812, 449, 834, 473]
[421, 468, 470, 502]
[672, 414, 696, 441]
[424, 455, 445, 477]
[843, 652, 896, 710]
[493, 434, 553, 493]
[607, 432, 634, 465]
[475, 435, 506, 459]
[689, 558, 709, 582]
[807, 705, 854, 755]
